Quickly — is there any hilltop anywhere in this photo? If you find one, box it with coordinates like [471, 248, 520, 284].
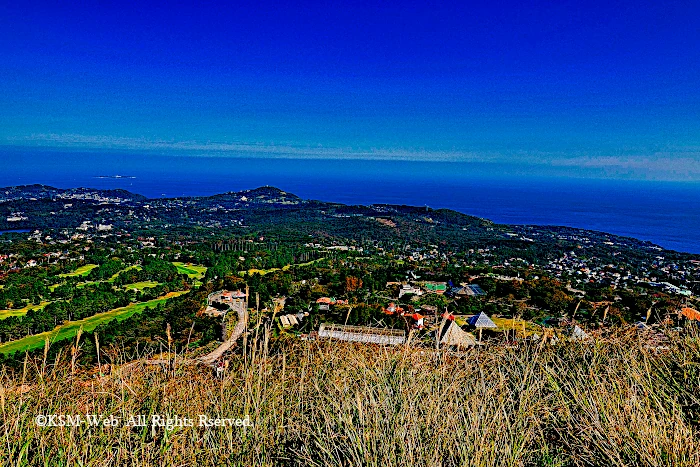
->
[0, 184, 669, 255]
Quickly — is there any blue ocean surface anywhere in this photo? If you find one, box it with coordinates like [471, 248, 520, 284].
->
[2, 147, 700, 253]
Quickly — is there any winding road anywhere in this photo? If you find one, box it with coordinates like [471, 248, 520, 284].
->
[199, 301, 249, 365]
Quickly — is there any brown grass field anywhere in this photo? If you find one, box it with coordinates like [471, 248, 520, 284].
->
[1, 328, 699, 466]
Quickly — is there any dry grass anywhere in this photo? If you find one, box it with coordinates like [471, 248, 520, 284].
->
[1, 329, 699, 466]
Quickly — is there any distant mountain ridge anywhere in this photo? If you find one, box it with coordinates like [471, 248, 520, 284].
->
[0, 184, 686, 256]
[0, 184, 306, 204]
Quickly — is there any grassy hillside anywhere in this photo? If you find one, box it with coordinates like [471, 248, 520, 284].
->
[0, 291, 189, 355]
[58, 264, 98, 277]
[123, 281, 160, 291]
[172, 262, 207, 278]
[238, 257, 326, 276]
[0, 301, 50, 320]
[1, 330, 699, 466]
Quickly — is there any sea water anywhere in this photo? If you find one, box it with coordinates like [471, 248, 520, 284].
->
[2, 147, 699, 253]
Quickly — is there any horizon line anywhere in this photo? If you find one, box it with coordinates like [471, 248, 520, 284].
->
[3, 133, 700, 182]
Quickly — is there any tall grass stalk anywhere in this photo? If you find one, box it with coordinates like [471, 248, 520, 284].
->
[0, 329, 698, 466]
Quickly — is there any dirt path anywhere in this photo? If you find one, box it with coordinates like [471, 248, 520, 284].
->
[199, 300, 249, 365]
[117, 302, 248, 370]
[118, 291, 251, 370]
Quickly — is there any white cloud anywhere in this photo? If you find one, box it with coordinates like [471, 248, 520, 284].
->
[5, 133, 700, 181]
[7, 133, 493, 162]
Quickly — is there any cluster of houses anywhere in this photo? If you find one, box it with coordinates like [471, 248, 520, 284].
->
[279, 312, 307, 328]
[204, 290, 247, 317]
[76, 221, 113, 231]
[311, 308, 659, 351]
[389, 280, 486, 300]
[543, 251, 696, 297]
[205, 288, 700, 354]
[645, 281, 693, 297]
[383, 302, 425, 329]
[314, 310, 499, 349]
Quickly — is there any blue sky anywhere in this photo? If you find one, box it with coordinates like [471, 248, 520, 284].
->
[1, 1, 699, 180]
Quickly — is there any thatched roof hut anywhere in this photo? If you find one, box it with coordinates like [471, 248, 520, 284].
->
[438, 318, 477, 348]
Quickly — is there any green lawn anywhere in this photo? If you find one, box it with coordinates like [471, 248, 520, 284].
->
[0, 291, 189, 355]
[124, 281, 160, 290]
[53, 265, 143, 289]
[75, 265, 143, 288]
[0, 301, 50, 320]
[58, 264, 98, 278]
[172, 262, 207, 278]
[239, 257, 326, 276]
[109, 265, 142, 280]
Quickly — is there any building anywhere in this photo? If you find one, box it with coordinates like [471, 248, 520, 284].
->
[570, 325, 590, 340]
[219, 290, 246, 301]
[205, 290, 247, 317]
[398, 284, 423, 298]
[279, 313, 303, 328]
[318, 323, 406, 345]
[467, 312, 497, 329]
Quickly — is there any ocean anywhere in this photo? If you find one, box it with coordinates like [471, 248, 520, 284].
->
[2, 147, 700, 254]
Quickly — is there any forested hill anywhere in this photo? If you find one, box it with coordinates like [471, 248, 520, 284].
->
[0, 184, 490, 230]
[0, 184, 678, 256]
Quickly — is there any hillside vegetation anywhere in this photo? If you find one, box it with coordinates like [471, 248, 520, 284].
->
[2, 184, 699, 465]
[2, 330, 699, 466]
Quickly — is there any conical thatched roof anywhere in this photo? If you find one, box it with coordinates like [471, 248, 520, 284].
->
[439, 319, 477, 347]
[467, 312, 497, 329]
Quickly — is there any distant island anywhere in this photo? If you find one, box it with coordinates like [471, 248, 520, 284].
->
[94, 175, 136, 179]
